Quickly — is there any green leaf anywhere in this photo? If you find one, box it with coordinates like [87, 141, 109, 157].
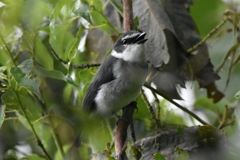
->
[109, 0, 123, 15]
[10, 59, 42, 100]
[49, 24, 73, 61]
[133, 16, 140, 30]
[68, 24, 84, 61]
[177, 127, 184, 135]
[33, 65, 66, 81]
[35, 37, 54, 70]
[154, 153, 167, 160]
[89, 9, 111, 35]
[0, 105, 6, 129]
[175, 149, 189, 160]
[34, 65, 79, 88]
[134, 95, 150, 120]
[89, 0, 103, 11]
[73, 0, 92, 24]
[50, 0, 69, 25]
[20, 154, 45, 160]
[66, 75, 79, 87]
[1, 89, 19, 110]
[49, 0, 77, 61]
[0, 66, 7, 73]
[235, 90, 240, 99]
[3, 149, 18, 160]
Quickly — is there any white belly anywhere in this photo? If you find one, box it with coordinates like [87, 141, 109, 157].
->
[95, 62, 148, 116]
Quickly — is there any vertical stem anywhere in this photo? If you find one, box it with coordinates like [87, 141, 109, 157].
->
[123, 0, 133, 32]
[114, 1, 134, 159]
[32, 94, 66, 159]
[49, 117, 66, 159]
[0, 33, 17, 66]
[187, 18, 227, 53]
[15, 91, 52, 160]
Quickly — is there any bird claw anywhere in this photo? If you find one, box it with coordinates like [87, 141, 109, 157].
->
[112, 112, 129, 126]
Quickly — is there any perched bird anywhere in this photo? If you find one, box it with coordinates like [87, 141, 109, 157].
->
[82, 30, 148, 116]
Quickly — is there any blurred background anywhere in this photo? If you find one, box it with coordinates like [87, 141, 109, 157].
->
[0, 0, 240, 159]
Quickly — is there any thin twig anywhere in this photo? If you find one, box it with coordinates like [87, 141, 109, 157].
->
[4, 116, 24, 121]
[49, 117, 66, 159]
[15, 91, 52, 160]
[90, 6, 120, 34]
[225, 46, 237, 90]
[0, 33, 17, 66]
[152, 91, 160, 123]
[114, 103, 135, 160]
[144, 84, 209, 125]
[70, 63, 101, 69]
[141, 89, 161, 133]
[187, 18, 228, 53]
[31, 94, 66, 159]
[48, 43, 101, 69]
[215, 42, 239, 73]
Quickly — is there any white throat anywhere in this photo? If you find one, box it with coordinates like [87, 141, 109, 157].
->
[111, 44, 145, 63]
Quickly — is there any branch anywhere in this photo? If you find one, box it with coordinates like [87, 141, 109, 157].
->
[141, 89, 161, 133]
[144, 84, 209, 125]
[115, 102, 136, 160]
[187, 18, 227, 53]
[48, 43, 100, 69]
[0, 33, 17, 66]
[123, 0, 133, 32]
[15, 91, 52, 160]
[114, 1, 134, 159]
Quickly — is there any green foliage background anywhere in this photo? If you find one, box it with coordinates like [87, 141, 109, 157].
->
[0, 0, 239, 159]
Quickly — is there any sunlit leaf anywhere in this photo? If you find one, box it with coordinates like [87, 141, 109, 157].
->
[10, 59, 42, 100]
[0, 105, 6, 129]
[35, 37, 54, 70]
[73, 0, 92, 23]
[3, 149, 18, 160]
[154, 153, 167, 160]
[235, 90, 240, 99]
[109, 0, 123, 15]
[20, 154, 45, 160]
[34, 65, 66, 81]
[49, 24, 74, 61]
[68, 24, 84, 61]
[89, 0, 102, 11]
[1, 89, 19, 110]
[0, 66, 7, 73]
[89, 9, 111, 35]
[66, 75, 79, 87]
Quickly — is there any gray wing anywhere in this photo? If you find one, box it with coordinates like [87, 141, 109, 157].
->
[82, 55, 118, 111]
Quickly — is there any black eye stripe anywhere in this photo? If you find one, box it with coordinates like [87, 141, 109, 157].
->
[122, 37, 137, 44]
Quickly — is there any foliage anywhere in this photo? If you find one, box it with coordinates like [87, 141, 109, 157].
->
[0, 0, 240, 160]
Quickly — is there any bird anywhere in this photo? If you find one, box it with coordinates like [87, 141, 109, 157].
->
[82, 30, 149, 117]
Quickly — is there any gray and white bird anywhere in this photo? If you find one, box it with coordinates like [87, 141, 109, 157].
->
[82, 30, 148, 116]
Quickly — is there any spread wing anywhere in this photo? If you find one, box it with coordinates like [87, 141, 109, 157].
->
[82, 55, 118, 111]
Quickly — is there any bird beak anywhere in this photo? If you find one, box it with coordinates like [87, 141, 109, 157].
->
[134, 32, 147, 44]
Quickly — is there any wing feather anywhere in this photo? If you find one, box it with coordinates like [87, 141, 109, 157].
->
[82, 55, 118, 111]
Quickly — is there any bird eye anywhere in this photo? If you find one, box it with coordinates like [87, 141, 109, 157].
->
[122, 39, 127, 44]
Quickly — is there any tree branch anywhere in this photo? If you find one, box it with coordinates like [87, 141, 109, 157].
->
[15, 91, 52, 160]
[144, 84, 209, 125]
[114, 1, 134, 159]
[48, 43, 100, 69]
[115, 102, 136, 160]
[141, 89, 161, 133]
[123, 0, 133, 32]
[187, 18, 227, 53]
